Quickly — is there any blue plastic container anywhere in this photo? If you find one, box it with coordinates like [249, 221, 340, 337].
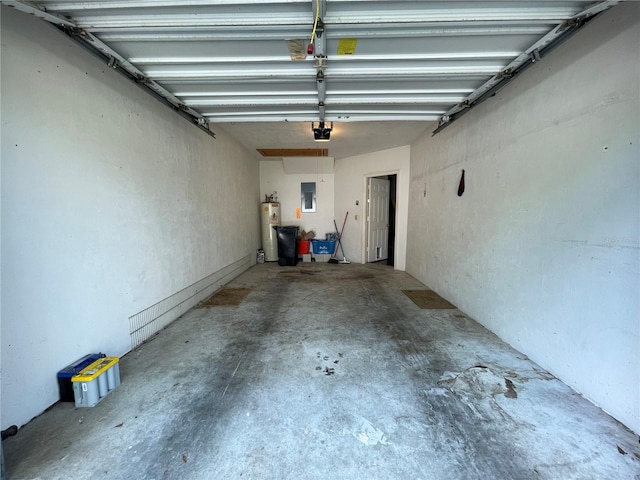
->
[57, 353, 106, 402]
[311, 240, 336, 254]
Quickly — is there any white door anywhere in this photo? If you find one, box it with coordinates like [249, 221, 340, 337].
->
[366, 177, 390, 262]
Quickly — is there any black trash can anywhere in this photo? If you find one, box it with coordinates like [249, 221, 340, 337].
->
[274, 226, 299, 266]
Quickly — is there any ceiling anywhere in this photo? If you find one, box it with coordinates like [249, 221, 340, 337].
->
[4, 0, 620, 159]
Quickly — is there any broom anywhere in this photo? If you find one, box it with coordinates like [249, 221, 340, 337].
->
[329, 212, 351, 264]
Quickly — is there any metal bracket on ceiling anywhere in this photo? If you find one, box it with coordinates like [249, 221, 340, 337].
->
[310, 0, 327, 57]
[315, 18, 325, 39]
[559, 17, 587, 33]
[530, 49, 541, 63]
[496, 68, 515, 80]
[64, 26, 88, 38]
[133, 73, 149, 85]
[107, 56, 119, 69]
[316, 71, 326, 103]
[318, 102, 326, 122]
[315, 56, 327, 69]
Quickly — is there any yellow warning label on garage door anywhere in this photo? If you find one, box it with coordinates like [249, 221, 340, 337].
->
[337, 38, 358, 55]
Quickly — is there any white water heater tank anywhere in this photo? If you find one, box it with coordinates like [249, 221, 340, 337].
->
[260, 202, 280, 262]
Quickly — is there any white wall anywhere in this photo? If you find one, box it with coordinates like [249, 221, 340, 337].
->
[407, 3, 639, 432]
[260, 161, 335, 238]
[1, 7, 260, 429]
[335, 146, 411, 270]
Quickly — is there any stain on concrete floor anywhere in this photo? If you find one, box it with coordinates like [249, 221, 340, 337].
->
[198, 287, 252, 307]
[4, 263, 639, 480]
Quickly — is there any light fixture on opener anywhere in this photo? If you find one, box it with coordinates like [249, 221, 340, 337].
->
[312, 121, 333, 142]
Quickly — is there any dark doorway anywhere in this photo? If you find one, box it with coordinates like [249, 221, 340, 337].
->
[387, 174, 397, 266]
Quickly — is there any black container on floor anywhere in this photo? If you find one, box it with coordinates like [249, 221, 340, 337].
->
[274, 226, 299, 266]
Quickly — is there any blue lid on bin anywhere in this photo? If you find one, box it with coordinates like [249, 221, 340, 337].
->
[57, 353, 106, 379]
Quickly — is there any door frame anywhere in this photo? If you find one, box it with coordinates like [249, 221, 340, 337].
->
[361, 169, 400, 267]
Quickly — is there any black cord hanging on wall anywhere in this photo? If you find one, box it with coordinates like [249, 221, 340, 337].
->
[457, 169, 465, 197]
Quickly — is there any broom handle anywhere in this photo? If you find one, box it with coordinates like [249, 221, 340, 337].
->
[338, 212, 348, 258]
[332, 219, 341, 256]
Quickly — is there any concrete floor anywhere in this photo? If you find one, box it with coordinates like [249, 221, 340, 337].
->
[4, 263, 639, 479]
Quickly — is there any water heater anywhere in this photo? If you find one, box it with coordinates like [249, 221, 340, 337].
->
[260, 202, 280, 262]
